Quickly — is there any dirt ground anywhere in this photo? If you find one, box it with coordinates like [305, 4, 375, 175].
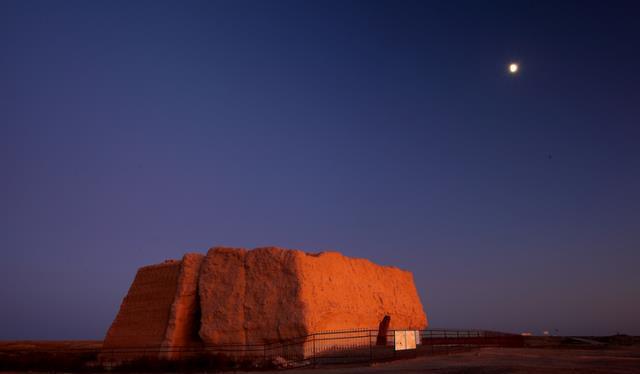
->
[1, 340, 639, 373]
[255, 346, 640, 374]
[0, 340, 103, 351]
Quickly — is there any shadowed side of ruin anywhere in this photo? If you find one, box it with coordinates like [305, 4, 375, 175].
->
[102, 261, 181, 351]
[102, 254, 204, 360]
[161, 253, 204, 358]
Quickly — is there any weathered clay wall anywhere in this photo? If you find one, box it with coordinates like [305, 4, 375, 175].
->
[161, 253, 204, 358]
[244, 248, 307, 343]
[104, 246, 427, 360]
[103, 260, 181, 351]
[198, 247, 247, 346]
[198, 247, 307, 346]
[103, 254, 205, 360]
[298, 251, 427, 332]
[198, 247, 427, 347]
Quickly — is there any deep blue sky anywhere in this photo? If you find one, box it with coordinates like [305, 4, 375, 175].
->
[1, 0, 639, 339]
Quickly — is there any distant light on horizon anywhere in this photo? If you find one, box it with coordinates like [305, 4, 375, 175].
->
[509, 63, 519, 74]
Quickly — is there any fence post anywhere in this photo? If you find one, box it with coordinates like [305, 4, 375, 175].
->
[392, 331, 396, 359]
[312, 334, 316, 367]
[369, 330, 373, 363]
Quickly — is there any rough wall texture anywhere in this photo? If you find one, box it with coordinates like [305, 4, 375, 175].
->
[161, 253, 204, 358]
[298, 250, 427, 333]
[198, 247, 247, 346]
[198, 247, 427, 346]
[103, 254, 204, 359]
[103, 260, 181, 351]
[198, 247, 308, 346]
[104, 246, 427, 360]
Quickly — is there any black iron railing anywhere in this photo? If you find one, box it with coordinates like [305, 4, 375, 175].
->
[0, 328, 524, 371]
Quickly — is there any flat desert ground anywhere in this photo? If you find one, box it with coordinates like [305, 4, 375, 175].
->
[1, 339, 639, 373]
[252, 346, 640, 374]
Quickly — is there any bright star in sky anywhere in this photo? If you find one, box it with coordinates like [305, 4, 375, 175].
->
[509, 63, 519, 74]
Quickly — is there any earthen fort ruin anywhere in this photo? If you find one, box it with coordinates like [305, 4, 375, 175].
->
[102, 246, 427, 359]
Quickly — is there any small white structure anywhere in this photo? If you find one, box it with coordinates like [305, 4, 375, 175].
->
[394, 330, 420, 350]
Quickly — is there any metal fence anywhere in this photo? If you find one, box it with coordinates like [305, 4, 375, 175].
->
[1, 328, 524, 371]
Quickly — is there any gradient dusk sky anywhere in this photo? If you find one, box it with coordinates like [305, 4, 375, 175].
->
[1, 0, 639, 339]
